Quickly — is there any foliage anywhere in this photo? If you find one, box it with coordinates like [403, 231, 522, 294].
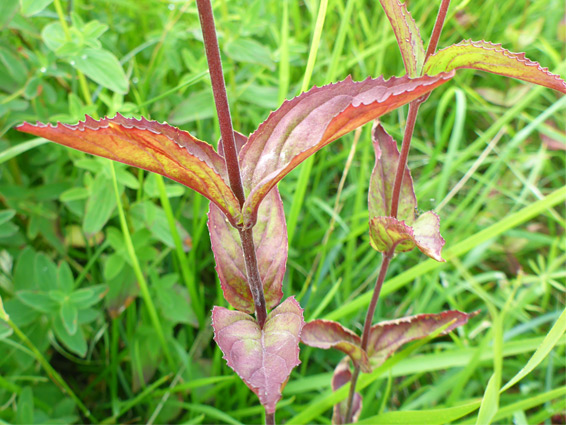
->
[1, 0, 565, 424]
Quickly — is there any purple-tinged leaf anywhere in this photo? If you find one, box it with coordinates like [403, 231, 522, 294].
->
[239, 73, 453, 226]
[369, 213, 445, 262]
[209, 131, 286, 313]
[208, 187, 286, 313]
[332, 358, 363, 424]
[212, 297, 304, 414]
[424, 40, 566, 94]
[368, 124, 445, 261]
[368, 123, 416, 221]
[301, 319, 371, 372]
[17, 114, 242, 226]
[367, 310, 476, 368]
[378, 0, 425, 77]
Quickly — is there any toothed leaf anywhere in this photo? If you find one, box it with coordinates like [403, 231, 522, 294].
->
[301, 319, 371, 372]
[332, 358, 363, 424]
[239, 73, 453, 226]
[212, 297, 304, 414]
[424, 40, 566, 94]
[378, 0, 425, 77]
[368, 310, 476, 368]
[17, 115, 242, 226]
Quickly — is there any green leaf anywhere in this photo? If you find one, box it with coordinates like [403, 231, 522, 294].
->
[17, 290, 60, 314]
[60, 187, 90, 202]
[83, 174, 116, 235]
[53, 314, 87, 357]
[70, 48, 129, 94]
[0, 138, 48, 165]
[34, 253, 58, 291]
[57, 262, 74, 293]
[0, 0, 19, 30]
[103, 252, 124, 281]
[168, 90, 215, 125]
[16, 386, 34, 424]
[41, 22, 68, 53]
[20, 0, 53, 16]
[60, 300, 78, 335]
[0, 209, 15, 225]
[377, 0, 425, 77]
[424, 40, 566, 94]
[0, 294, 8, 321]
[224, 38, 275, 70]
[501, 306, 566, 392]
[69, 284, 108, 309]
[357, 400, 481, 424]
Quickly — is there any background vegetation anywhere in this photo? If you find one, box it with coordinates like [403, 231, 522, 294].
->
[0, 0, 564, 423]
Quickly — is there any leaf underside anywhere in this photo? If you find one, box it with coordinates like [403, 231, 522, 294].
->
[424, 40, 566, 94]
[239, 72, 453, 226]
[16, 114, 242, 226]
[368, 124, 444, 261]
[367, 310, 477, 368]
[332, 358, 363, 424]
[378, 0, 425, 77]
[208, 186, 286, 313]
[301, 319, 371, 372]
[212, 297, 304, 414]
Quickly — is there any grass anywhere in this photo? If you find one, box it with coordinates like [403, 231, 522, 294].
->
[0, 0, 565, 423]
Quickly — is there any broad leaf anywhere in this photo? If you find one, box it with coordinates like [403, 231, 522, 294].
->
[368, 124, 444, 261]
[208, 187, 286, 313]
[367, 310, 476, 368]
[332, 358, 363, 424]
[378, 0, 425, 77]
[239, 73, 453, 225]
[210, 131, 286, 313]
[368, 123, 415, 221]
[17, 114, 242, 226]
[301, 319, 370, 372]
[424, 40, 566, 94]
[212, 297, 304, 414]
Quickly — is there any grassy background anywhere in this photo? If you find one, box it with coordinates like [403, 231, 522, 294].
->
[1, 0, 565, 423]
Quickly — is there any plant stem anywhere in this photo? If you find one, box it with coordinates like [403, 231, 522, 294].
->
[266, 411, 275, 425]
[195, 0, 268, 329]
[389, 100, 421, 218]
[424, 0, 451, 62]
[196, 0, 245, 206]
[344, 249, 393, 422]
[346, 2, 453, 415]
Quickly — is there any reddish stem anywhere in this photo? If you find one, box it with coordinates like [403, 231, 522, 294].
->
[196, 0, 245, 206]
[266, 411, 275, 425]
[196, 0, 268, 330]
[345, 248, 394, 422]
[425, 0, 451, 62]
[389, 100, 421, 218]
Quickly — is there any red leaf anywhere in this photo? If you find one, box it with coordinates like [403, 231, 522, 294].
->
[239, 73, 453, 226]
[424, 40, 566, 94]
[369, 123, 416, 221]
[16, 114, 242, 226]
[208, 186, 286, 313]
[212, 297, 304, 414]
[378, 0, 425, 77]
[367, 310, 476, 368]
[301, 319, 371, 372]
[368, 124, 445, 261]
[331, 358, 363, 424]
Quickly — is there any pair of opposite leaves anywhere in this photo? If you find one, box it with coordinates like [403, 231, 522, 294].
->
[17, 40, 566, 416]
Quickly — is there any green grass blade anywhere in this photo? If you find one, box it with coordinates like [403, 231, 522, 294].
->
[0, 138, 49, 165]
[110, 162, 174, 369]
[501, 306, 566, 393]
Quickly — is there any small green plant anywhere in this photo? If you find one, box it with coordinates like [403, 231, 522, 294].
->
[1, 0, 565, 423]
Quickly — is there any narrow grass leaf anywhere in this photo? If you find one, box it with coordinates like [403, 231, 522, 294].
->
[424, 40, 566, 93]
[358, 400, 481, 424]
[501, 306, 566, 392]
